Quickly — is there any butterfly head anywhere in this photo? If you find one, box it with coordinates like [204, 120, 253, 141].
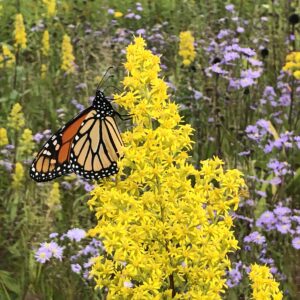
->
[93, 89, 114, 115]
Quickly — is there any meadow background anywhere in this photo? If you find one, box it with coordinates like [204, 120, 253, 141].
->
[0, 0, 300, 299]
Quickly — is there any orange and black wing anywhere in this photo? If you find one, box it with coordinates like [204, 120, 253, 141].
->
[70, 112, 124, 180]
[30, 107, 93, 182]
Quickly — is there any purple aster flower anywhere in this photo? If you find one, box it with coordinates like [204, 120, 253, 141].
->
[248, 58, 263, 67]
[276, 223, 291, 234]
[71, 263, 82, 274]
[66, 228, 86, 242]
[194, 90, 203, 100]
[239, 47, 256, 57]
[107, 8, 115, 15]
[211, 64, 228, 74]
[241, 69, 262, 79]
[136, 28, 146, 35]
[224, 51, 240, 62]
[35, 247, 52, 263]
[292, 237, 300, 250]
[294, 136, 300, 149]
[256, 211, 276, 230]
[49, 232, 59, 238]
[217, 29, 231, 39]
[47, 241, 64, 260]
[238, 150, 251, 156]
[237, 27, 245, 33]
[274, 206, 291, 216]
[244, 231, 266, 245]
[225, 4, 235, 12]
[33, 132, 44, 143]
[239, 77, 254, 87]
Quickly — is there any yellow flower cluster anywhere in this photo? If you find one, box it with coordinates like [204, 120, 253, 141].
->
[283, 52, 300, 79]
[41, 63, 47, 79]
[179, 31, 196, 67]
[42, 0, 56, 17]
[249, 264, 283, 300]
[0, 44, 15, 68]
[8, 103, 25, 131]
[88, 37, 246, 299]
[42, 30, 50, 56]
[61, 34, 75, 74]
[0, 128, 8, 146]
[114, 11, 123, 18]
[47, 182, 61, 212]
[12, 162, 24, 189]
[19, 128, 34, 157]
[14, 14, 27, 49]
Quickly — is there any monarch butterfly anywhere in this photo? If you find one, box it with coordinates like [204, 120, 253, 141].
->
[30, 88, 124, 182]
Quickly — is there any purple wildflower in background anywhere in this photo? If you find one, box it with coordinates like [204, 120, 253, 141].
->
[276, 223, 291, 234]
[71, 263, 82, 274]
[225, 4, 234, 12]
[49, 232, 59, 238]
[256, 211, 276, 230]
[267, 159, 290, 176]
[244, 231, 266, 245]
[33, 132, 44, 143]
[224, 51, 240, 62]
[35, 247, 51, 263]
[66, 228, 86, 242]
[274, 206, 291, 216]
[292, 237, 300, 250]
[226, 262, 243, 287]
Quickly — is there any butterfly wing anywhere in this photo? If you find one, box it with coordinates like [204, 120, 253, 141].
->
[30, 107, 93, 182]
[70, 110, 124, 180]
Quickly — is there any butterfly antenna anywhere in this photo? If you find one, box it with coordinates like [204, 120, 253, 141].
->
[96, 66, 114, 91]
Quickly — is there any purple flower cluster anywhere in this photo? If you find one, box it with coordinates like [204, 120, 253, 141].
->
[256, 205, 300, 246]
[35, 228, 103, 280]
[35, 241, 64, 263]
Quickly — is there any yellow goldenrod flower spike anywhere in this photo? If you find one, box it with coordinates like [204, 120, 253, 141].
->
[61, 34, 75, 74]
[249, 264, 283, 300]
[42, 0, 56, 17]
[283, 51, 300, 79]
[88, 37, 246, 298]
[41, 64, 47, 79]
[14, 14, 27, 49]
[0, 128, 9, 146]
[12, 162, 24, 189]
[8, 103, 25, 131]
[47, 182, 61, 212]
[42, 30, 50, 56]
[179, 31, 196, 67]
[0, 44, 15, 68]
[18, 128, 34, 157]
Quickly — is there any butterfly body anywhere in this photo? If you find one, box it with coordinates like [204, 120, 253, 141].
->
[30, 89, 124, 182]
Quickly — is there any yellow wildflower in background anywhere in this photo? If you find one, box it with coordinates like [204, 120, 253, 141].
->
[249, 264, 283, 300]
[61, 34, 75, 74]
[42, 0, 56, 17]
[14, 14, 27, 49]
[42, 30, 50, 56]
[19, 128, 34, 157]
[12, 162, 24, 189]
[0, 128, 8, 146]
[8, 103, 25, 130]
[41, 64, 47, 79]
[47, 182, 61, 212]
[114, 11, 123, 18]
[283, 51, 300, 79]
[88, 37, 246, 299]
[0, 44, 15, 67]
[179, 31, 196, 66]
